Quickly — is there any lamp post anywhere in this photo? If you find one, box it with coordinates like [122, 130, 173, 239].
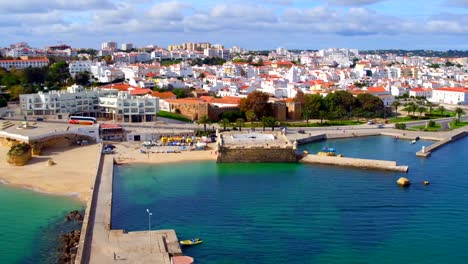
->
[146, 209, 152, 253]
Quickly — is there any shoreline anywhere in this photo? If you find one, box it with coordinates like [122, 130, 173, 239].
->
[0, 143, 100, 204]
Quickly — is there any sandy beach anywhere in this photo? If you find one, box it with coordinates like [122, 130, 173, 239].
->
[113, 141, 218, 165]
[0, 143, 100, 203]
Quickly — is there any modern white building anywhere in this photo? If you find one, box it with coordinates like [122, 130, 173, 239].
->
[20, 85, 159, 122]
[431, 87, 468, 105]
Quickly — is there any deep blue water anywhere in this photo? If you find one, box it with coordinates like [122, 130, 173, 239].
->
[112, 136, 468, 264]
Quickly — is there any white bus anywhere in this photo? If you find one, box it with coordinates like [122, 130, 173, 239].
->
[69, 116, 97, 125]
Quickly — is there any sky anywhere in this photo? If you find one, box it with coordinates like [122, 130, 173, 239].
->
[0, 0, 467, 50]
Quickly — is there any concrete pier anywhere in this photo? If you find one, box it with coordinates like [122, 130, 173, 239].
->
[75, 154, 183, 264]
[416, 130, 467, 157]
[300, 155, 409, 172]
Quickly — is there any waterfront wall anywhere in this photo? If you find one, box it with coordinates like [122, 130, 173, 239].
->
[74, 143, 103, 264]
[301, 154, 409, 172]
[217, 146, 297, 163]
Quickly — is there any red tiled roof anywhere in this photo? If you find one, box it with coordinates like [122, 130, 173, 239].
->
[130, 88, 152, 95]
[366, 86, 387, 93]
[435, 87, 468, 93]
[152, 91, 176, 99]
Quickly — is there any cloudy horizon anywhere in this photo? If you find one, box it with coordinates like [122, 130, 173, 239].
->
[1, 0, 467, 50]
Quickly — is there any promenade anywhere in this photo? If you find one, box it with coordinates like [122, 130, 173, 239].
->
[77, 155, 183, 264]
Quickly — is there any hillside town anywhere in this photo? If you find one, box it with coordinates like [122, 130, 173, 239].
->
[0, 41, 467, 123]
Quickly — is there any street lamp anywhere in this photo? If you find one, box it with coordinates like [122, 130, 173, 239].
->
[146, 209, 152, 253]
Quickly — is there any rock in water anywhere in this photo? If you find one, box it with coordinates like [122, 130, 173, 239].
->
[397, 177, 411, 187]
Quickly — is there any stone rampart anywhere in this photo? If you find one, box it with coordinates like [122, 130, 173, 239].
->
[217, 147, 297, 163]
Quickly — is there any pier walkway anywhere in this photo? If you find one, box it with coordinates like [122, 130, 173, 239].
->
[77, 155, 183, 264]
[301, 155, 409, 172]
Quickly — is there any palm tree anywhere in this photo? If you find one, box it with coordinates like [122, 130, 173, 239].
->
[454, 107, 465, 122]
[402, 106, 412, 116]
[219, 118, 230, 131]
[426, 102, 434, 115]
[262, 116, 277, 131]
[236, 118, 244, 131]
[438, 106, 446, 116]
[392, 101, 400, 116]
[245, 110, 257, 124]
[417, 106, 426, 118]
[197, 115, 210, 132]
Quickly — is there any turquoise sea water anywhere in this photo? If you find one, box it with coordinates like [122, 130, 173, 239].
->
[112, 136, 468, 264]
[0, 186, 82, 264]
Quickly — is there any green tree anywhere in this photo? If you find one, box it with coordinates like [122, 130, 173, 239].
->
[417, 106, 427, 118]
[245, 109, 257, 123]
[172, 88, 186, 98]
[9, 85, 25, 101]
[74, 71, 91, 86]
[324, 91, 356, 116]
[426, 102, 434, 114]
[239, 91, 272, 119]
[0, 95, 7, 107]
[392, 101, 400, 115]
[438, 105, 446, 116]
[46, 61, 70, 86]
[261, 116, 277, 131]
[219, 118, 230, 131]
[356, 93, 384, 117]
[303, 94, 323, 124]
[454, 107, 465, 122]
[197, 115, 211, 132]
[236, 118, 245, 131]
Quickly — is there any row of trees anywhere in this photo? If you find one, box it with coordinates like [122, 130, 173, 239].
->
[298, 90, 386, 124]
[0, 61, 73, 100]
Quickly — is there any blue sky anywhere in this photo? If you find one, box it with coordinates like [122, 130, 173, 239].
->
[0, 0, 466, 50]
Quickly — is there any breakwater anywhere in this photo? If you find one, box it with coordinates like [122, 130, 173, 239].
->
[416, 131, 467, 157]
[300, 154, 409, 172]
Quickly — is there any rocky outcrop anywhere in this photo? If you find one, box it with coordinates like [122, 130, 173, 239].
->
[6, 143, 32, 166]
[65, 210, 83, 222]
[58, 230, 81, 264]
[397, 177, 411, 187]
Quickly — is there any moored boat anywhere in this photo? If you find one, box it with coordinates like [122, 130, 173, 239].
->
[180, 238, 203, 246]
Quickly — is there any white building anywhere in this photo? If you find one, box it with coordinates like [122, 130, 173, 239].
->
[20, 84, 159, 122]
[101, 41, 117, 50]
[69, 60, 92, 77]
[409, 87, 432, 98]
[121, 43, 133, 51]
[0, 58, 49, 70]
[431, 87, 468, 105]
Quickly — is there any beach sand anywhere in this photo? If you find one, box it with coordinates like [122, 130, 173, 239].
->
[0, 143, 100, 203]
[113, 141, 218, 165]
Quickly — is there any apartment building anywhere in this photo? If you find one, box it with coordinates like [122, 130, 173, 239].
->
[20, 84, 159, 122]
[69, 60, 92, 77]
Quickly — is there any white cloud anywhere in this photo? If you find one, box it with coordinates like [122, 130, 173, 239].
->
[0, 0, 115, 13]
[327, 0, 386, 6]
[148, 1, 192, 21]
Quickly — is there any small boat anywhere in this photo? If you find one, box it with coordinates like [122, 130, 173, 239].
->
[322, 147, 336, 152]
[180, 238, 203, 246]
[410, 140, 416, 144]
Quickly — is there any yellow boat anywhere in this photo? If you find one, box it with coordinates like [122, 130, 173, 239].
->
[180, 238, 203, 246]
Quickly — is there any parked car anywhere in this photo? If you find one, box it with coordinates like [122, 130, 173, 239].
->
[298, 130, 306, 134]
[377, 124, 384, 128]
[367, 120, 375, 125]
[36, 117, 44, 121]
